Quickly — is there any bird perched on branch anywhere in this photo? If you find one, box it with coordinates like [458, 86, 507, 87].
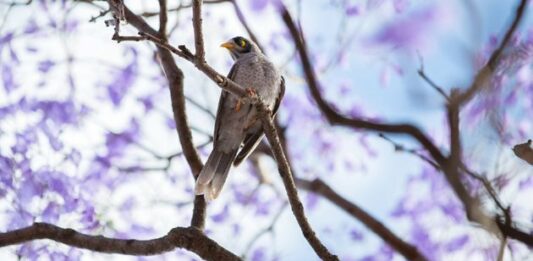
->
[195, 36, 285, 200]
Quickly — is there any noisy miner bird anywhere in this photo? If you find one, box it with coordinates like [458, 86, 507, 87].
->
[195, 36, 285, 200]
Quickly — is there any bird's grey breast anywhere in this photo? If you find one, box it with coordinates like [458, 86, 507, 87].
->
[233, 54, 280, 107]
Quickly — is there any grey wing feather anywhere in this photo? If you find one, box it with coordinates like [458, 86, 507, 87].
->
[213, 65, 238, 141]
[233, 76, 285, 166]
[195, 65, 239, 199]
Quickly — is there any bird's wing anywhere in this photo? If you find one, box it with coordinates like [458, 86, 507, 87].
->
[233, 76, 285, 166]
[213, 64, 238, 142]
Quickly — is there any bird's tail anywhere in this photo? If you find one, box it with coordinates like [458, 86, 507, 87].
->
[195, 148, 238, 200]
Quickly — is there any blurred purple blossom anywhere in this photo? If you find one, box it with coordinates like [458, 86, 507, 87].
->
[445, 235, 469, 252]
[393, 0, 409, 13]
[305, 192, 319, 211]
[345, 5, 359, 16]
[251, 247, 265, 261]
[370, 6, 440, 51]
[211, 205, 230, 223]
[2, 64, 18, 93]
[42, 202, 60, 223]
[24, 19, 39, 34]
[349, 229, 364, 241]
[105, 118, 140, 157]
[38, 60, 55, 73]
[250, 0, 268, 12]
[106, 48, 138, 106]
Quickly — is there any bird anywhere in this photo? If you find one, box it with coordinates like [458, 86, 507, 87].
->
[194, 36, 285, 200]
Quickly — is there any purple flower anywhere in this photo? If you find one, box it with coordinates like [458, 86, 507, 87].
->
[24, 19, 39, 34]
[370, 6, 439, 51]
[393, 0, 409, 13]
[42, 202, 60, 223]
[250, 0, 269, 12]
[38, 60, 55, 73]
[251, 247, 265, 261]
[211, 205, 230, 223]
[105, 118, 140, 157]
[18, 177, 44, 205]
[2, 64, 18, 93]
[106, 48, 138, 106]
[349, 229, 364, 241]
[305, 192, 319, 211]
[32, 100, 79, 125]
[445, 235, 469, 252]
[345, 5, 359, 16]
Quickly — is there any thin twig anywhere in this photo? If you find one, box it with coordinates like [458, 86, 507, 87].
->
[379, 133, 440, 170]
[186, 96, 216, 120]
[242, 202, 288, 259]
[416, 53, 450, 101]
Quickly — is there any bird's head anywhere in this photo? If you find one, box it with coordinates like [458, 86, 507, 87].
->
[220, 36, 260, 60]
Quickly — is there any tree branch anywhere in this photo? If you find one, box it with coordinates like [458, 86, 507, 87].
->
[455, 0, 528, 107]
[295, 178, 428, 261]
[278, 5, 447, 167]
[0, 223, 240, 260]
[255, 102, 338, 261]
[192, 0, 205, 61]
[158, 0, 168, 38]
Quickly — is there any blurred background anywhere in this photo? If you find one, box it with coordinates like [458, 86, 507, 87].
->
[0, 0, 532, 260]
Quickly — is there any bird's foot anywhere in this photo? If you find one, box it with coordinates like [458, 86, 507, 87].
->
[246, 87, 257, 97]
[234, 99, 242, 112]
[235, 88, 257, 112]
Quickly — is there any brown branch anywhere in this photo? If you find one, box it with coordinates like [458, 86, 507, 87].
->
[255, 102, 338, 261]
[295, 178, 428, 261]
[278, 5, 447, 167]
[0, 223, 240, 260]
[456, 0, 528, 107]
[158, 0, 168, 38]
[139, 32, 247, 97]
[416, 54, 450, 101]
[496, 220, 533, 247]
[192, 0, 205, 61]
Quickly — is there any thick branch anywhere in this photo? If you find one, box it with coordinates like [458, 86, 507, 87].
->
[255, 102, 338, 261]
[279, 5, 447, 167]
[296, 178, 428, 261]
[0, 223, 240, 260]
[496, 220, 533, 247]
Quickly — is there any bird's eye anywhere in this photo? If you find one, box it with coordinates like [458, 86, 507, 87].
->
[239, 39, 246, 48]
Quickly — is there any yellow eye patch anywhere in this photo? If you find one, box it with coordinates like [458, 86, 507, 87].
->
[240, 40, 246, 48]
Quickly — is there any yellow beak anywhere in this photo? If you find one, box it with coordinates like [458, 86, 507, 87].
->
[220, 41, 236, 49]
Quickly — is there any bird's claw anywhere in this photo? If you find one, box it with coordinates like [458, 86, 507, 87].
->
[246, 88, 257, 97]
[235, 99, 242, 112]
[235, 88, 257, 112]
